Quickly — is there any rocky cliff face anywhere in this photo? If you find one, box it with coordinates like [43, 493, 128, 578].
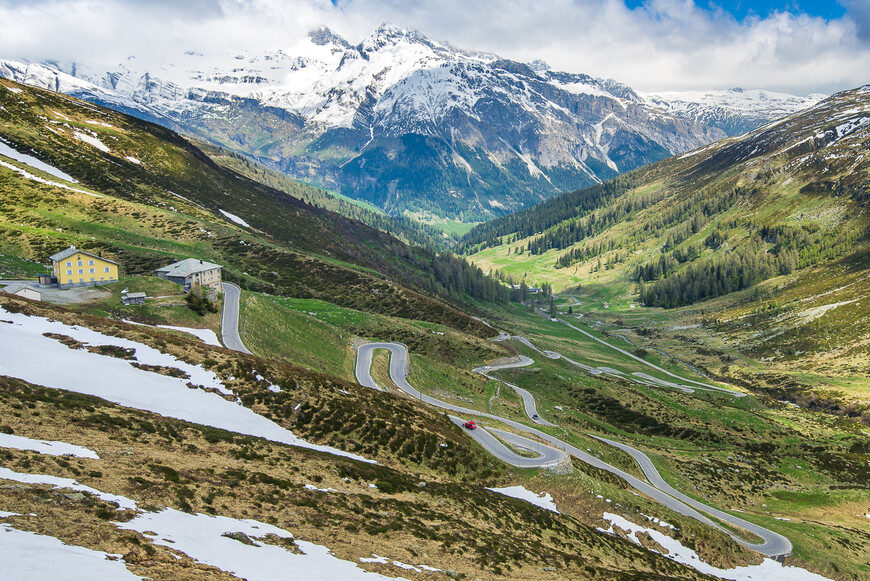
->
[0, 25, 821, 220]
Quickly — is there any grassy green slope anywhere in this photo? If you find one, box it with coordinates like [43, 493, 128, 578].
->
[464, 86, 870, 400]
[0, 77, 496, 337]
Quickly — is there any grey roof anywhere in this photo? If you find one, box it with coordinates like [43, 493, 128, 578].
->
[49, 245, 118, 265]
[122, 292, 147, 299]
[156, 258, 222, 278]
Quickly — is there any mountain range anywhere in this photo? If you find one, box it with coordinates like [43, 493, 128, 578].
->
[0, 24, 822, 221]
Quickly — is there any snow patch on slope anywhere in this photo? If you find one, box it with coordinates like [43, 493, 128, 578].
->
[0, 525, 142, 581]
[219, 209, 250, 228]
[0, 306, 372, 463]
[73, 130, 110, 152]
[487, 486, 559, 513]
[599, 513, 831, 580]
[0, 139, 78, 182]
[0, 433, 99, 459]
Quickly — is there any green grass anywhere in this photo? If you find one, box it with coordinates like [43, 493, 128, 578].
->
[403, 210, 480, 237]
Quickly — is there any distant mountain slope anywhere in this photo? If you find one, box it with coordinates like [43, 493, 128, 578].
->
[0, 77, 504, 335]
[0, 25, 819, 221]
[643, 88, 824, 137]
[464, 85, 870, 371]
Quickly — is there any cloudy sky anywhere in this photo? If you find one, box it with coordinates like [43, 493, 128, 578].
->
[0, 0, 866, 95]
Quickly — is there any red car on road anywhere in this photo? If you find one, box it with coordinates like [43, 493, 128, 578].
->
[463, 421, 477, 430]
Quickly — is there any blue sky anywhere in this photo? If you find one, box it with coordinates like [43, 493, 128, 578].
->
[0, 0, 866, 94]
[624, 0, 848, 21]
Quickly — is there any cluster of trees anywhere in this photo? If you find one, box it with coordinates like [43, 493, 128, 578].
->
[458, 175, 636, 254]
[426, 253, 511, 303]
[554, 187, 744, 270]
[638, 224, 861, 308]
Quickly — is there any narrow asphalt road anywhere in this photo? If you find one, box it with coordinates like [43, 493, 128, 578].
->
[471, 356, 555, 426]
[447, 416, 568, 468]
[354, 341, 791, 558]
[220, 282, 251, 354]
[537, 310, 745, 397]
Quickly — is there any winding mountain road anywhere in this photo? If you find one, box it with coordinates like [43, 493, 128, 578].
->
[471, 356, 555, 426]
[354, 341, 792, 558]
[220, 282, 251, 354]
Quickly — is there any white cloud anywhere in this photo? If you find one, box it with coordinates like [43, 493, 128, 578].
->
[0, 0, 866, 94]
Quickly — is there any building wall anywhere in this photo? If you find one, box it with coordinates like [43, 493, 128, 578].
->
[189, 267, 222, 291]
[53, 253, 118, 288]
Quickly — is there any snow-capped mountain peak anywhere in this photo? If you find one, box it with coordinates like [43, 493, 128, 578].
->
[0, 25, 824, 220]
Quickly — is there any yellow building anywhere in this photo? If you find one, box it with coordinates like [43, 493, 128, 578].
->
[50, 246, 119, 288]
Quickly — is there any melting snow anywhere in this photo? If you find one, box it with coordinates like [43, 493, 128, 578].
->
[5, 86, 22, 93]
[123, 319, 222, 347]
[125, 156, 141, 164]
[73, 130, 110, 153]
[219, 209, 251, 227]
[0, 307, 372, 464]
[0, 433, 99, 459]
[119, 509, 408, 581]
[599, 513, 832, 580]
[0, 525, 142, 581]
[0, 467, 404, 581]
[0, 467, 137, 510]
[0, 158, 100, 197]
[0, 139, 78, 182]
[486, 486, 559, 513]
[85, 120, 113, 128]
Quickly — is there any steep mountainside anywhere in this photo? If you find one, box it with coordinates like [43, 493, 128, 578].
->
[464, 85, 870, 398]
[0, 25, 818, 221]
[0, 77, 504, 335]
[643, 88, 824, 137]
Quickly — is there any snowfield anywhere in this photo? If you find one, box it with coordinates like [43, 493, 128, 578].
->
[0, 433, 99, 459]
[0, 138, 78, 182]
[0, 158, 100, 197]
[0, 525, 142, 581]
[0, 467, 408, 580]
[219, 208, 251, 227]
[486, 485, 559, 513]
[599, 513, 832, 581]
[72, 130, 110, 153]
[0, 306, 372, 464]
[122, 319, 222, 347]
[119, 509, 409, 581]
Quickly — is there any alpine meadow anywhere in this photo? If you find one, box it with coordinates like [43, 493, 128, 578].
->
[0, 7, 869, 581]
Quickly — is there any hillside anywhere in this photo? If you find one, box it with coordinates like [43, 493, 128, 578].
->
[0, 77, 506, 335]
[2, 69, 869, 581]
[463, 85, 870, 408]
[0, 26, 819, 222]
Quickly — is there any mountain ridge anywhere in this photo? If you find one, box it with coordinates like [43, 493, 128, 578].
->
[0, 24, 821, 222]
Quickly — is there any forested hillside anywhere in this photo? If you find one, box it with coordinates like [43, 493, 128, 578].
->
[0, 78, 507, 333]
[464, 85, 870, 386]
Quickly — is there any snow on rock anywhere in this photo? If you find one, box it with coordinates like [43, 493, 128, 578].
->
[0, 467, 137, 510]
[0, 139, 78, 182]
[0, 525, 143, 581]
[0, 159, 100, 197]
[118, 509, 409, 581]
[599, 513, 832, 581]
[73, 130, 110, 153]
[5, 86, 22, 93]
[0, 307, 373, 464]
[219, 209, 250, 228]
[0, 433, 99, 459]
[486, 486, 559, 513]
[125, 156, 141, 165]
[0, 511, 20, 517]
